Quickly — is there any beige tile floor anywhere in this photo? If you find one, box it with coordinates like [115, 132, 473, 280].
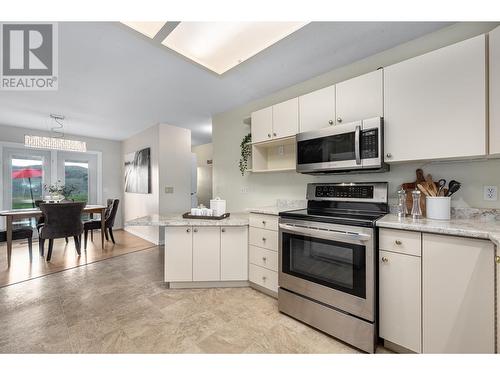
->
[0, 246, 389, 354]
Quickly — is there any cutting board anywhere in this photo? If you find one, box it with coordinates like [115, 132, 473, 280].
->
[401, 169, 432, 216]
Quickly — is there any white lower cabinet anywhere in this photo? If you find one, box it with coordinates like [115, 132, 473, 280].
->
[220, 226, 248, 281]
[165, 226, 193, 282]
[379, 228, 496, 354]
[379, 250, 421, 353]
[249, 263, 278, 293]
[193, 227, 220, 281]
[164, 226, 248, 283]
[422, 234, 495, 353]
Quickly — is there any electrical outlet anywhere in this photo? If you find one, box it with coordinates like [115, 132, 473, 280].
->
[241, 186, 249, 194]
[165, 186, 174, 194]
[278, 145, 285, 156]
[483, 186, 498, 201]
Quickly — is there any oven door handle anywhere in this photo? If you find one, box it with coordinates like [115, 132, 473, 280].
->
[354, 125, 361, 165]
[279, 223, 371, 243]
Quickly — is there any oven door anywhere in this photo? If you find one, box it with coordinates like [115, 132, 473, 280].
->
[278, 218, 375, 321]
[296, 117, 382, 173]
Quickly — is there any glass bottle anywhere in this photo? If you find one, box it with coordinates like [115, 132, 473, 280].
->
[396, 188, 407, 217]
[411, 189, 422, 219]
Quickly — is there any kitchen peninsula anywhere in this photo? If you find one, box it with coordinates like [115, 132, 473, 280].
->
[126, 213, 249, 288]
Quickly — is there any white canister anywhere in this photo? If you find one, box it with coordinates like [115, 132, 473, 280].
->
[210, 197, 226, 216]
[426, 196, 451, 220]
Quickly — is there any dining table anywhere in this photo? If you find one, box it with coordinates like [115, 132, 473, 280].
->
[0, 204, 107, 266]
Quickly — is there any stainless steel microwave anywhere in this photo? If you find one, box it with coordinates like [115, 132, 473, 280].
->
[296, 117, 387, 174]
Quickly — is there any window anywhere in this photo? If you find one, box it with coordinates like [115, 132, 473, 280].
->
[64, 161, 89, 202]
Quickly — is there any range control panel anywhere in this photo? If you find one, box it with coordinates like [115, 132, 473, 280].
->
[315, 185, 374, 199]
[306, 182, 388, 203]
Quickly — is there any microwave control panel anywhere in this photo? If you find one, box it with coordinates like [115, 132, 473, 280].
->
[361, 129, 379, 159]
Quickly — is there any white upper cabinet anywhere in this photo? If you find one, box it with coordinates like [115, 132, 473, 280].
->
[384, 35, 487, 163]
[272, 98, 299, 139]
[489, 26, 500, 155]
[298, 85, 335, 132]
[251, 106, 273, 143]
[335, 70, 383, 125]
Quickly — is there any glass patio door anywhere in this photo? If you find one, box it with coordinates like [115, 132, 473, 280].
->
[56, 151, 98, 204]
[2, 147, 52, 210]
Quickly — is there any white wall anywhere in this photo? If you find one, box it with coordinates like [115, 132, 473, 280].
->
[0, 123, 124, 227]
[123, 124, 191, 244]
[123, 125, 160, 243]
[212, 22, 500, 212]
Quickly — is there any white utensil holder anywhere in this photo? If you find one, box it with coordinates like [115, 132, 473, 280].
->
[426, 196, 451, 220]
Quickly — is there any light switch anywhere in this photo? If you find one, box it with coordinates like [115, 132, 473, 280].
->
[165, 186, 174, 194]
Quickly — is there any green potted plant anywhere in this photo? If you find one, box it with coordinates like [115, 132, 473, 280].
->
[239, 133, 252, 176]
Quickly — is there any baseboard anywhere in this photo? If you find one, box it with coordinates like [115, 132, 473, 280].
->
[249, 281, 278, 299]
[169, 280, 250, 289]
[124, 227, 160, 245]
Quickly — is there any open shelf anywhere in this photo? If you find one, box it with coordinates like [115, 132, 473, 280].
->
[251, 136, 296, 173]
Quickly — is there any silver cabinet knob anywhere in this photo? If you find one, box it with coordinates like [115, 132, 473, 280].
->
[386, 153, 392, 158]
[328, 120, 333, 125]
[221, 228, 226, 233]
[273, 132, 277, 137]
[395, 240, 402, 245]
[262, 237, 266, 241]
[262, 257, 267, 262]
[381, 257, 389, 263]
[186, 228, 191, 233]
[268, 133, 271, 138]
[193, 228, 198, 233]
[337, 117, 342, 123]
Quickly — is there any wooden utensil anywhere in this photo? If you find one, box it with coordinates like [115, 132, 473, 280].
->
[425, 174, 438, 196]
[417, 183, 432, 197]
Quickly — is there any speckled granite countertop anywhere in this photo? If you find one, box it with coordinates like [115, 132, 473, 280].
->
[125, 213, 249, 227]
[247, 199, 307, 216]
[377, 214, 500, 246]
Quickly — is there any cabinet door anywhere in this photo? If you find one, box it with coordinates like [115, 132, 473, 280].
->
[192, 227, 221, 281]
[298, 85, 335, 132]
[379, 250, 421, 353]
[220, 226, 248, 281]
[251, 106, 273, 143]
[422, 234, 495, 353]
[490, 26, 500, 155]
[272, 97, 298, 139]
[164, 226, 192, 282]
[335, 70, 383, 125]
[384, 35, 487, 163]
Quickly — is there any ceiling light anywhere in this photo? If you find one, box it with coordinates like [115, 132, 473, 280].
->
[25, 135, 87, 152]
[162, 22, 309, 74]
[121, 22, 166, 39]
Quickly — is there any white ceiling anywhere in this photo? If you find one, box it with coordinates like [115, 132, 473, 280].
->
[0, 22, 451, 145]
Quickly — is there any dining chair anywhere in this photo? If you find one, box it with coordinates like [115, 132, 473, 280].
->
[0, 227, 33, 260]
[83, 199, 119, 249]
[35, 200, 69, 244]
[38, 202, 85, 261]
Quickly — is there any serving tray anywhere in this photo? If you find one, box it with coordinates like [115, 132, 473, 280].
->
[182, 212, 230, 220]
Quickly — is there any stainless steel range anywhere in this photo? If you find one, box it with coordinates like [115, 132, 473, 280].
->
[278, 182, 388, 353]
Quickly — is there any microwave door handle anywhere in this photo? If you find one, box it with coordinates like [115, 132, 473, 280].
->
[279, 223, 371, 243]
[355, 125, 361, 165]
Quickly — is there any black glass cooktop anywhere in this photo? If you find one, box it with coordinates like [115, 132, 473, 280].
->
[279, 208, 387, 227]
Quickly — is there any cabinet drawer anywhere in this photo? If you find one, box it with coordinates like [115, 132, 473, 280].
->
[249, 227, 278, 251]
[249, 264, 278, 293]
[249, 213, 279, 231]
[379, 228, 421, 256]
[249, 245, 278, 272]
